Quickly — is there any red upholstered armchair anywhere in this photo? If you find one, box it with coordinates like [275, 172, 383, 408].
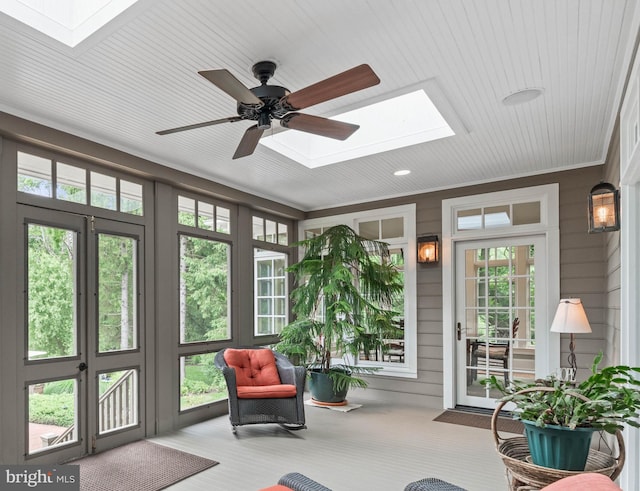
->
[214, 348, 306, 432]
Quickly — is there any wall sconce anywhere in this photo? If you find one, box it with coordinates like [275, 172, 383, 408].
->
[588, 181, 620, 233]
[417, 235, 439, 264]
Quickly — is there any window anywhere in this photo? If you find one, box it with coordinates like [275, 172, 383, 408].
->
[298, 204, 417, 377]
[178, 235, 231, 343]
[252, 216, 288, 245]
[178, 195, 230, 234]
[252, 214, 291, 337]
[27, 223, 78, 360]
[456, 201, 541, 232]
[17, 151, 144, 216]
[179, 352, 227, 411]
[254, 249, 288, 336]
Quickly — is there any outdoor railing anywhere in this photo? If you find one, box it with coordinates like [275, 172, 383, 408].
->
[50, 369, 137, 446]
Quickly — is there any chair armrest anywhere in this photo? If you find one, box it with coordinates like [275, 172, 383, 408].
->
[222, 366, 238, 392]
[277, 473, 332, 491]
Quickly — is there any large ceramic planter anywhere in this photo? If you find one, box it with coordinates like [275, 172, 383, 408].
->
[523, 420, 597, 470]
[308, 369, 349, 404]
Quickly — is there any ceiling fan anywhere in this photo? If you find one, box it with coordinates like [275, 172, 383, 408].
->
[157, 61, 380, 159]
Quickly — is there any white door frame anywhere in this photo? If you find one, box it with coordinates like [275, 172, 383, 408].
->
[441, 184, 560, 409]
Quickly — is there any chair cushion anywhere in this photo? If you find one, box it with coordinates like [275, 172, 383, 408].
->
[236, 384, 297, 399]
[540, 473, 621, 490]
[223, 348, 282, 387]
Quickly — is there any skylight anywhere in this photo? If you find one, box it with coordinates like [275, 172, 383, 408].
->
[260, 88, 455, 168]
[1, 0, 138, 47]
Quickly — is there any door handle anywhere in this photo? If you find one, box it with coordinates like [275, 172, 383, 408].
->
[78, 362, 88, 372]
[457, 322, 461, 341]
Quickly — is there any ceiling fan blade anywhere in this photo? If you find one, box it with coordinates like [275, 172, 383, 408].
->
[280, 113, 359, 140]
[232, 125, 265, 159]
[156, 116, 242, 135]
[279, 64, 380, 111]
[198, 69, 263, 106]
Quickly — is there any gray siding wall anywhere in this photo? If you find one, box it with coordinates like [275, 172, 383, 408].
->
[603, 120, 622, 366]
[308, 166, 607, 403]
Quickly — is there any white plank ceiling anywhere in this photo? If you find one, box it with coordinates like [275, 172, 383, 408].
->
[0, 0, 638, 211]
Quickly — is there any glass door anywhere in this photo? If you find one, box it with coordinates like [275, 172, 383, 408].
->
[19, 206, 145, 463]
[455, 236, 544, 409]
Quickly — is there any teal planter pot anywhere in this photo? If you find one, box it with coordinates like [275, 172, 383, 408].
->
[523, 420, 596, 470]
[308, 369, 349, 404]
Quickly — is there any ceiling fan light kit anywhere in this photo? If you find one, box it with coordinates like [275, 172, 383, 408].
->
[157, 61, 380, 159]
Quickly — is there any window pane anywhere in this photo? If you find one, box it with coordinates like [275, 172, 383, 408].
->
[179, 236, 230, 342]
[256, 317, 271, 335]
[180, 353, 227, 411]
[513, 201, 541, 225]
[178, 196, 195, 227]
[304, 227, 322, 239]
[27, 224, 77, 359]
[275, 297, 286, 315]
[485, 205, 511, 228]
[265, 220, 276, 243]
[57, 162, 86, 204]
[258, 298, 272, 315]
[381, 217, 404, 239]
[98, 369, 138, 434]
[254, 248, 288, 336]
[274, 278, 285, 296]
[198, 201, 214, 230]
[120, 180, 143, 216]
[28, 379, 77, 454]
[359, 220, 379, 239]
[98, 234, 137, 353]
[457, 208, 482, 230]
[257, 279, 272, 296]
[18, 152, 52, 197]
[252, 217, 264, 240]
[90, 172, 117, 210]
[216, 207, 230, 234]
[278, 223, 288, 245]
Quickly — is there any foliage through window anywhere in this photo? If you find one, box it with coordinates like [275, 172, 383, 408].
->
[97, 233, 138, 352]
[17, 151, 144, 215]
[179, 352, 227, 411]
[179, 235, 231, 343]
[27, 224, 77, 360]
[178, 195, 230, 234]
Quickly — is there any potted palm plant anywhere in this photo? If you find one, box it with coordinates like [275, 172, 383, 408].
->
[485, 352, 640, 470]
[276, 224, 403, 405]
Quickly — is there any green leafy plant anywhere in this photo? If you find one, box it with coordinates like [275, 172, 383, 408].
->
[276, 224, 403, 392]
[485, 352, 640, 434]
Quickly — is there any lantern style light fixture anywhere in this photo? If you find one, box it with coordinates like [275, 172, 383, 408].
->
[417, 235, 439, 264]
[588, 182, 620, 233]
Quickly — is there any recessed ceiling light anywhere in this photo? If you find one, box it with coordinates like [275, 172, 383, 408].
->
[394, 170, 411, 176]
[502, 88, 544, 106]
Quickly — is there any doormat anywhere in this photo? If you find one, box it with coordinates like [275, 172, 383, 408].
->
[305, 399, 362, 412]
[434, 409, 524, 435]
[69, 440, 218, 491]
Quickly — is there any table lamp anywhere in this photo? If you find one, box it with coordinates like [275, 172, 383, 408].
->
[550, 298, 592, 376]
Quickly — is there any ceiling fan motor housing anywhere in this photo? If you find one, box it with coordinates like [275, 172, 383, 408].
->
[238, 84, 290, 127]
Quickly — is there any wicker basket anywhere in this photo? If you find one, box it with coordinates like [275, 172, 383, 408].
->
[490, 388, 625, 491]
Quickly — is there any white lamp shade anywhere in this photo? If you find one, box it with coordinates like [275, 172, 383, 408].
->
[550, 298, 592, 334]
